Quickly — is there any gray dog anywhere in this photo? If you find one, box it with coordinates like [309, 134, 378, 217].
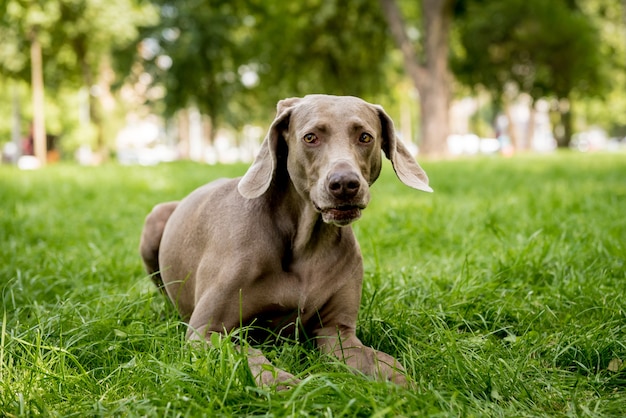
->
[140, 95, 432, 388]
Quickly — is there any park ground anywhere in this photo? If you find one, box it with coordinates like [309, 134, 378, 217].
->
[1, 151, 625, 416]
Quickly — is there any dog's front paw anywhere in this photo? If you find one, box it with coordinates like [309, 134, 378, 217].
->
[244, 346, 300, 390]
[371, 350, 408, 387]
[254, 365, 301, 391]
[340, 345, 409, 387]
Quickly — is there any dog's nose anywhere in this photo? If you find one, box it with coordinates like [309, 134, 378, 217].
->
[328, 171, 361, 200]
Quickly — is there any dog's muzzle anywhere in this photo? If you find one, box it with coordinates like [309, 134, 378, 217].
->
[314, 167, 369, 226]
[317, 204, 364, 226]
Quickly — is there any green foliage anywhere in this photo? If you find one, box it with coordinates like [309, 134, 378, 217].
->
[0, 0, 159, 154]
[1, 0, 625, 152]
[137, 0, 391, 127]
[138, 0, 255, 126]
[0, 79, 87, 152]
[452, 0, 607, 100]
[576, 0, 626, 136]
[1, 152, 625, 416]
[252, 0, 391, 99]
[0, 0, 157, 87]
[0, 0, 60, 82]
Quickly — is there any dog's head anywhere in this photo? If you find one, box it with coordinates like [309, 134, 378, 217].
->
[238, 95, 432, 226]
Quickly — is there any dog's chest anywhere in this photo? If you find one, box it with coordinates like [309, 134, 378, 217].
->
[235, 223, 363, 333]
[277, 247, 360, 313]
[247, 252, 360, 338]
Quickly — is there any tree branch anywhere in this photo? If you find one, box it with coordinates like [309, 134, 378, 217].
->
[378, 0, 427, 91]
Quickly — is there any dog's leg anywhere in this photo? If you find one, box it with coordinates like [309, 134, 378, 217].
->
[139, 202, 179, 290]
[187, 325, 300, 390]
[312, 281, 408, 386]
[243, 346, 301, 390]
[316, 331, 408, 386]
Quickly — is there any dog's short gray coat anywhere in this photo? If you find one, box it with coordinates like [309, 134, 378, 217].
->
[140, 95, 432, 388]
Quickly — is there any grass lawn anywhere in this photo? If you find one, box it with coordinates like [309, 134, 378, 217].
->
[1, 152, 625, 417]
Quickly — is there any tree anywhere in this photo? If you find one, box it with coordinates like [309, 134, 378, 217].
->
[379, 0, 456, 157]
[0, 0, 157, 163]
[136, 0, 252, 143]
[55, 0, 158, 154]
[575, 0, 626, 138]
[29, 26, 46, 165]
[137, 0, 391, 146]
[252, 0, 391, 103]
[0, 0, 62, 165]
[452, 0, 606, 147]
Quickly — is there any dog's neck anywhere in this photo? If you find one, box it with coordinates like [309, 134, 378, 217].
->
[268, 178, 347, 257]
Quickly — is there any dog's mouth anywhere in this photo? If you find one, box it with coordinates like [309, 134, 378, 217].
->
[315, 204, 365, 226]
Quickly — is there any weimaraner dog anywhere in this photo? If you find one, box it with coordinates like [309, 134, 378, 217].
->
[140, 94, 432, 388]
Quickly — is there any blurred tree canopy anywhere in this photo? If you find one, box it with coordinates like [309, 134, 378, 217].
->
[0, 0, 156, 88]
[0, 0, 624, 161]
[452, 0, 608, 147]
[576, 0, 626, 138]
[135, 0, 391, 139]
[0, 0, 157, 161]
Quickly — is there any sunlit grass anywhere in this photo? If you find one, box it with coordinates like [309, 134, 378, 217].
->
[1, 152, 625, 416]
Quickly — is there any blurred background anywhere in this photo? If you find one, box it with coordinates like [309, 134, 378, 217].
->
[1, 0, 625, 168]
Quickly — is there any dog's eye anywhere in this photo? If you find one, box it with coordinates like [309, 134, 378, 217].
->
[303, 133, 318, 144]
[359, 133, 373, 144]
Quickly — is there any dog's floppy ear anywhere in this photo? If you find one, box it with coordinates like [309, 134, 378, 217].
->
[238, 98, 300, 199]
[376, 105, 433, 193]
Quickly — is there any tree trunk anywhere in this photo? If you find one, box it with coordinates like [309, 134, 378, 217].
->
[554, 98, 573, 148]
[379, 0, 425, 87]
[75, 42, 107, 159]
[30, 28, 47, 166]
[559, 99, 573, 148]
[503, 103, 519, 151]
[419, 74, 450, 156]
[11, 85, 22, 162]
[420, 0, 453, 157]
[379, 0, 453, 157]
[177, 109, 190, 159]
[203, 114, 217, 162]
[525, 100, 536, 151]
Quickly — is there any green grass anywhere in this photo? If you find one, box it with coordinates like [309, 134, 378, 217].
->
[1, 152, 625, 417]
